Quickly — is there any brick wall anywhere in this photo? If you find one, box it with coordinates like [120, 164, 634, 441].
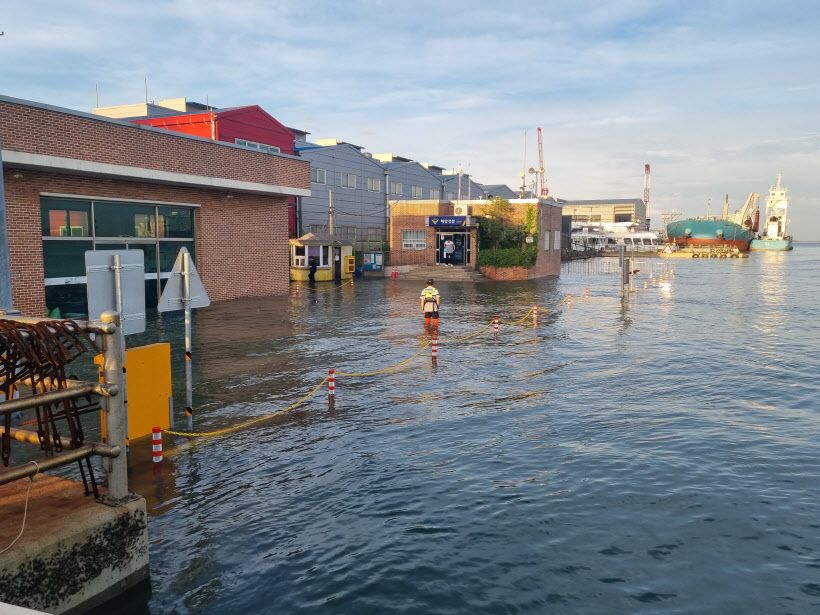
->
[530, 203, 562, 278]
[4, 171, 289, 316]
[0, 99, 309, 191]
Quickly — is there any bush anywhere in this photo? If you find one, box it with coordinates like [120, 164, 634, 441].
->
[477, 245, 537, 268]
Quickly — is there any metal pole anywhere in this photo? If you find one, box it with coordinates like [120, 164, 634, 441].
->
[0, 133, 14, 311]
[112, 254, 129, 444]
[99, 310, 129, 501]
[183, 251, 193, 432]
[0, 443, 120, 487]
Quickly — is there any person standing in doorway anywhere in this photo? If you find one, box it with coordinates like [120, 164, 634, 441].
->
[420, 278, 440, 329]
[443, 238, 455, 266]
[308, 256, 317, 283]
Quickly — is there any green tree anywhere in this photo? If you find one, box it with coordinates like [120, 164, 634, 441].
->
[477, 198, 539, 268]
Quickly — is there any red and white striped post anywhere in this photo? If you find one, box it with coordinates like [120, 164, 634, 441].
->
[391, 266, 398, 279]
[328, 369, 336, 399]
[533, 304, 538, 323]
[567, 293, 572, 307]
[584, 288, 589, 300]
[152, 427, 162, 464]
[432, 336, 438, 360]
[494, 317, 499, 333]
[296, 283, 300, 295]
[350, 276, 354, 287]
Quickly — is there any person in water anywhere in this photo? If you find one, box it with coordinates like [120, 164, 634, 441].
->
[308, 256, 317, 283]
[420, 278, 440, 329]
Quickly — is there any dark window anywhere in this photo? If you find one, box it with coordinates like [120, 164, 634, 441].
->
[614, 214, 633, 223]
[42, 240, 93, 278]
[94, 202, 156, 237]
[158, 207, 194, 238]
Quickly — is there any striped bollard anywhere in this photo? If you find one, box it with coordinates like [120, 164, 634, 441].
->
[644, 280, 648, 289]
[152, 427, 162, 464]
[533, 304, 538, 324]
[567, 293, 572, 307]
[494, 317, 499, 333]
[350, 277, 354, 287]
[432, 336, 438, 362]
[296, 283, 300, 295]
[585, 288, 589, 300]
[328, 369, 336, 399]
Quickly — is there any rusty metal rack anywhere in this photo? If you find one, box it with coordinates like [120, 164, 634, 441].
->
[0, 311, 130, 502]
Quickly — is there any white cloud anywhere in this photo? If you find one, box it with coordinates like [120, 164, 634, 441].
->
[3, 0, 820, 238]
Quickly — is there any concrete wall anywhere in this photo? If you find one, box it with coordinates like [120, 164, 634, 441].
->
[0, 475, 149, 614]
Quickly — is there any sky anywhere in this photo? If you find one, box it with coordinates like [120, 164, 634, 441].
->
[2, 0, 819, 239]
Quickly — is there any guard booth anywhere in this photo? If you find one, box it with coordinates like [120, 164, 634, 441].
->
[290, 232, 354, 282]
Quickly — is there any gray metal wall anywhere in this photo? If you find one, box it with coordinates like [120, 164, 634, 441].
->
[298, 144, 387, 245]
[383, 162, 445, 201]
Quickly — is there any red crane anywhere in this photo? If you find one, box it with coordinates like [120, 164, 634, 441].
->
[643, 164, 651, 228]
[537, 127, 548, 196]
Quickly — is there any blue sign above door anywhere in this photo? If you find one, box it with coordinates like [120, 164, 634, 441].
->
[427, 216, 469, 227]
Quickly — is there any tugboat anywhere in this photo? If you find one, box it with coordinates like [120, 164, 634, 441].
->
[666, 192, 759, 251]
[749, 174, 793, 251]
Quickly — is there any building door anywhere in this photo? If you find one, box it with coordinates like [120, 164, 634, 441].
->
[333, 247, 342, 280]
[436, 232, 470, 266]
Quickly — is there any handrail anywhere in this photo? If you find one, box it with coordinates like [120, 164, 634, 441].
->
[0, 382, 119, 415]
[0, 311, 129, 501]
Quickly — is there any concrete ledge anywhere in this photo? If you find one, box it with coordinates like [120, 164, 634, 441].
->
[0, 474, 149, 614]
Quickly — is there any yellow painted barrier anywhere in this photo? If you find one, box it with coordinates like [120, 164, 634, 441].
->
[125, 343, 172, 439]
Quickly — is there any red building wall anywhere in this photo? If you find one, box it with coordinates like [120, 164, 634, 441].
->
[131, 105, 298, 235]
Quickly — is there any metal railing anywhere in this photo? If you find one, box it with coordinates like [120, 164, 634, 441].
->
[0, 311, 129, 502]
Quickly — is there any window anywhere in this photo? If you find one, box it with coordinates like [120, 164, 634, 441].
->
[446, 192, 454, 200]
[411, 185, 422, 198]
[553, 230, 561, 250]
[367, 177, 381, 192]
[41, 197, 196, 317]
[311, 168, 326, 184]
[615, 214, 633, 222]
[367, 227, 383, 242]
[293, 245, 306, 267]
[430, 188, 440, 200]
[402, 230, 426, 250]
[236, 138, 280, 154]
[391, 182, 403, 196]
[42, 200, 91, 237]
[308, 224, 325, 234]
[339, 226, 357, 242]
[342, 173, 356, 189]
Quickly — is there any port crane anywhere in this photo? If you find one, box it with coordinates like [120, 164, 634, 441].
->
[537, 127, 548, 196]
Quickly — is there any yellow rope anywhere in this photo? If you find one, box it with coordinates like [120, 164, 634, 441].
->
[168, 292, 584, 438]
[336, 343, 431, 377]
[166, 377, 329, 437]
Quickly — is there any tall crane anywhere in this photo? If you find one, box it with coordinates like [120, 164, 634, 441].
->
[537, 127, 548, 196]
[643, 164, 651, 229]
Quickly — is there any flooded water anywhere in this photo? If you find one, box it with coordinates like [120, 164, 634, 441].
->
[98, 245, 820, 614]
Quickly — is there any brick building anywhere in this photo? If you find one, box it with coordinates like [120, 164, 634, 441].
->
[0, 95, 310, 317]
[390, 198, 563, 277]
[94, 98, 302, 236]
